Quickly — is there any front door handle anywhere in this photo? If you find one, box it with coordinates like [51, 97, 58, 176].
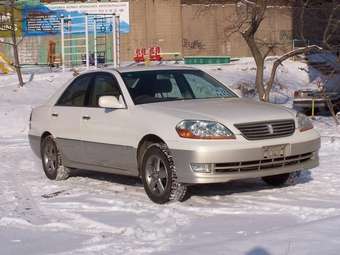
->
[51, 113, 58, 117]
[82, 115, 91, 120]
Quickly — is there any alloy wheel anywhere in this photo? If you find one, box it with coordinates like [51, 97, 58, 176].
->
[43, 137, 59, 174]
[145, 155, 168, 196]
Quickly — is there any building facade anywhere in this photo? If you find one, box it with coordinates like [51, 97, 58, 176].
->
[1, 0, 294, 65]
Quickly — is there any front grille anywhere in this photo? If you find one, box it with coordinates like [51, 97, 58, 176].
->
[213, 152, 313, 173]
[235, 119, 295, 140]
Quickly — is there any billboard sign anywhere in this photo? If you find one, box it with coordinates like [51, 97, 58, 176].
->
[23, 6, 60, 36]
[22, 2, 130, 36]
[47, 2, 130, 33]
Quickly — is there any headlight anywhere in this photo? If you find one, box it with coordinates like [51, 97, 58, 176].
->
[296, 112, 313, 132]
[176, 120, 235, 139]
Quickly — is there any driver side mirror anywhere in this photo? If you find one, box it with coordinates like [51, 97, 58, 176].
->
[98, 96, 125, 109]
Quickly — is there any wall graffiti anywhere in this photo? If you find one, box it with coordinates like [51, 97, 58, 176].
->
[280, 30, 292, 42]
[182, 38, 205, 50]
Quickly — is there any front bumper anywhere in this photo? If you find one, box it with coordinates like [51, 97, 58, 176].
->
[171, 130, 320, 184]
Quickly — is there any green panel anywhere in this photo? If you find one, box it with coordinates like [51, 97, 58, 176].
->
[184, 56, 231, 65]
[17, 0, 40, 5]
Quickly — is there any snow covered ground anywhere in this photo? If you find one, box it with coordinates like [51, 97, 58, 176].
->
[1, 60, 340, 255]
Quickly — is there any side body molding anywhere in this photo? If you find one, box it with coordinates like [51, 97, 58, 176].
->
[57, 138, 139, 176]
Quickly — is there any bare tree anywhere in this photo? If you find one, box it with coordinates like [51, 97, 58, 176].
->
[295, 0, 311, 44]
[0, 0, 24, 87]
[323, 1, 340, 50]
[295, 0, 340, 50]
[231, 0, 270, 101]
[188, 1, 339, 102]
[221, 0, 324, 101]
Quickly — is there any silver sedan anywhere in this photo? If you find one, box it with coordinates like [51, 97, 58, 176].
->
[29, 66, 320, 204]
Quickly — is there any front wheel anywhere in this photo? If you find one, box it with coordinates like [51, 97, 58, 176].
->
[141, 143, 187, 204]
[41, 135, 70, 181]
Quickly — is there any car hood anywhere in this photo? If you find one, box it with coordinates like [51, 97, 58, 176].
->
[139, 98, 296, 128]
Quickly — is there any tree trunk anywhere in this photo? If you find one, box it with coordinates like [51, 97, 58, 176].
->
[243, 36, 266, 101]
[10, 0, 24, 87]
[12, 43, 24, 87]
[255, 60, 266, 101]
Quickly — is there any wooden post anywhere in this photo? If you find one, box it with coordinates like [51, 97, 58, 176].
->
[311, 98, 315, 119]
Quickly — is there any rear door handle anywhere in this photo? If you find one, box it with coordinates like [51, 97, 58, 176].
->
[51, 113, 58, 117]
[82, 115, 91, 120]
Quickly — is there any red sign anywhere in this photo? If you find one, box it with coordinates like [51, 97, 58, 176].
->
[134, 47, 162, 62]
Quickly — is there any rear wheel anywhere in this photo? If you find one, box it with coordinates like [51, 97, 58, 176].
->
[262, 171, 300, 186]
[141, 143, 187, 204]
[41, 135, 70, 181]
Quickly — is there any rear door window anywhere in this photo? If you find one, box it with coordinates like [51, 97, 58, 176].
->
[56, 74, 93, 107]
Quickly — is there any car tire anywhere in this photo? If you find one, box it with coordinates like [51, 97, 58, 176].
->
[141, 143, 187, 204]
[41, 135, 70, 181]
[262, 171, 300, 187]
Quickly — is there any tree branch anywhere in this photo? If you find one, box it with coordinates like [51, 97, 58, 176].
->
[298, 0, 311, 42]
[265, 45, 323, 95]
[17, 36, 25, 45]
[0, 41, 14, 46]
[240, 0, 267, 38]
[322, 2, 340, 50]
[263, 45, 275, 58]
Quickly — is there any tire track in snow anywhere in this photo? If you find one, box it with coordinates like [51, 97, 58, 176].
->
[0, 141, 50, 225]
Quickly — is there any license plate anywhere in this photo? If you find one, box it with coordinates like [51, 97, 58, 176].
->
[263, 144, 288, 159]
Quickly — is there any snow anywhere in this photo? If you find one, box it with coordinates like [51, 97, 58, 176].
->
[1, 60, 340, 255]
[200, 57, 322, 105]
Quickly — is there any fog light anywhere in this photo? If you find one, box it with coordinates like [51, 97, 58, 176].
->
[190, 163, 212, 173]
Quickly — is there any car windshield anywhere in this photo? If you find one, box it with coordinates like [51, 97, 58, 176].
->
[120, 69, 237, 105]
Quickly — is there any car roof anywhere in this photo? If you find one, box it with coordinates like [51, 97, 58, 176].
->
[116, 64, 198, 73]
[77, 65, 199, 77]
